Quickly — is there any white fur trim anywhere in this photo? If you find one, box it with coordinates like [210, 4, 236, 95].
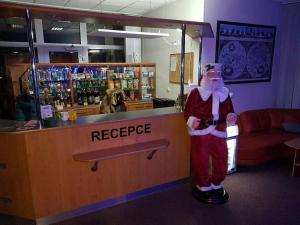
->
[211, 183, 224, 190]
[197, 184, 212, 192]
[212, 92, 219, 117]
[189, 127, 227, 138]
[198, 87, 211, 101]
[218, 87, 229, 102]
[187, 116, 198, 129]
[188, 125, 216, 136]
[197, 87, 229, 103]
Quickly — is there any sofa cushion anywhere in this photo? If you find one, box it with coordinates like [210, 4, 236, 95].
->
[258, 110, 271, 130]
[238, 129, 298, 164]
[268, 109, 284, 129]
[283, 123, 300, 133]
[239, 110, 261, 133]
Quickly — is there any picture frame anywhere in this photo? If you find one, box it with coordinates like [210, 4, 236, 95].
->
[215, 21, 276, 84]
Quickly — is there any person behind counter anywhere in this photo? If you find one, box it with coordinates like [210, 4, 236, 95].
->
[15, 82, 36, 121]
[100, 80, 127, 113]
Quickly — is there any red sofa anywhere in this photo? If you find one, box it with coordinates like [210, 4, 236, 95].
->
[237, 108, 300, 166]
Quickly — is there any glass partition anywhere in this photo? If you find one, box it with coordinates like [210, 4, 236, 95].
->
[0, 8, 206, 122]
[43, 20, 80, 44]
[0, 17, 35, 42]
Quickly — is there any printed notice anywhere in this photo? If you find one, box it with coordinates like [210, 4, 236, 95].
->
[170, 55, 177, 72]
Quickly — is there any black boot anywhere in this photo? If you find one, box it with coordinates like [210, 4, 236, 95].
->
[211, 188, 229, 204]
[192, 188, 215, 203]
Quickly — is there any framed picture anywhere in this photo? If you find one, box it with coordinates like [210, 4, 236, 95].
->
[215, 21, 276, 84]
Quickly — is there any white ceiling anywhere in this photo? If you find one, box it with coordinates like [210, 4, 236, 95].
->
[2, 0, 177, 15]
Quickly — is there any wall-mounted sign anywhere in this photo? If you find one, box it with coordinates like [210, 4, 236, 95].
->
[91, 123, 151, 142]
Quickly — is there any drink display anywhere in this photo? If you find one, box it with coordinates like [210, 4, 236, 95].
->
[21, 63, 156, 117]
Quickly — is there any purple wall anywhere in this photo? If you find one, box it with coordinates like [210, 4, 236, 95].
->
[202, 0, 281, 113]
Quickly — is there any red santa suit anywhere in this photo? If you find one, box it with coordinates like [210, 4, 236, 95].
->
[184, 71, 234, 192]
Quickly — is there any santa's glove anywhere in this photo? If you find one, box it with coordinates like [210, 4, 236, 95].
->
[226, 113, 237, 126]
[187, 116, 201, 129]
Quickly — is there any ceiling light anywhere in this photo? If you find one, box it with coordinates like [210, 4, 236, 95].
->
[51, 27, 63, 31]
[89, 50, 100, 53]
[58, 20, 71, 23]
[11, 24, 24, 29]
[90, 29, 169, 39]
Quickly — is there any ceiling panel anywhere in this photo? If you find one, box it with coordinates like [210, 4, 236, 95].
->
[99, 4, 124, 12]
[128, 1, 160, 9]
[35, 0, 69, 6]
[101, 0, 136, 7]
[65, 0, 101, 9]
[8, 0, 34, 2]
[3, 0, 178, 16]
[119, 7, 149, 16]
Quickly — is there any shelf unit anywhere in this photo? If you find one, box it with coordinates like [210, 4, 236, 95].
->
[9, 62, 156, 107]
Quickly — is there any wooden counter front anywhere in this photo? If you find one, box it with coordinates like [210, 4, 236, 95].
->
[0, 112, 190, 221]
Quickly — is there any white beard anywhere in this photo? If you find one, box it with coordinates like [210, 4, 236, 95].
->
[200, 76, 224, 92]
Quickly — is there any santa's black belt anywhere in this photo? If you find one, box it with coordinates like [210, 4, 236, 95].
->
[200, 118, 225, 127]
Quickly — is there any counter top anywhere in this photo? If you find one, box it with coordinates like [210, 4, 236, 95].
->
[0, 107, 181, 133]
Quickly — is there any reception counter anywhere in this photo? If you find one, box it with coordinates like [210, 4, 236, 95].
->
[0, 108, 190, 224]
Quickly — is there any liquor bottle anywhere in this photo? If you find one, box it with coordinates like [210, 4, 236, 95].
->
[58, 69, 63, 81]
[72, 80, 77, 89]
[77, 90, 83, 105]
[94, 88, 100, 104]
[87, 88, 94, 105]
[83, 89, 88, 106]
[76, 80, 81, 89]
[47, 68, 52, 81]
[66, 87, 72, 107]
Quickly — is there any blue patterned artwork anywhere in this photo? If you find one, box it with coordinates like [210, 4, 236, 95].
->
[215, 21, 276, 84]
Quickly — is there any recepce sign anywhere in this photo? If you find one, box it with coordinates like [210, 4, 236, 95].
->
[91, 123, 151, 142]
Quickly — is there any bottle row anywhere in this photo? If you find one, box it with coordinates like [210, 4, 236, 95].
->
[25, 63, 156, 110]
[37, 66, 147, 82]
[40, 87, 103, 108]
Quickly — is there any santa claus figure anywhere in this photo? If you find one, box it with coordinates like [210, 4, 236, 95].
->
[184, 63, 237, 204]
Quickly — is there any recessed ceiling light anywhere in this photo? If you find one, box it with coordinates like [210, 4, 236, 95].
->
[51, 27, 63, 31]
[89, 50, 100, 53]
[94, 29, 169, 39]
[11, 24, 24, 29]
[58, 20, 71, 23]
